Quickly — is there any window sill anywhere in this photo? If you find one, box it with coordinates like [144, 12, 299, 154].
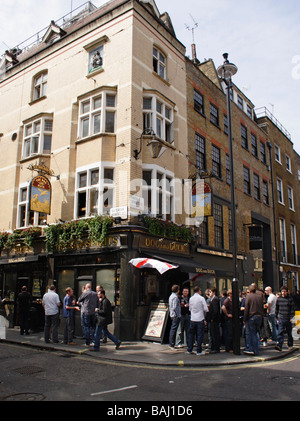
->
[29, 96, 47, 106]
[75, 132, 116, 144]
[194, 109, 206, 119]
[210, 121, 221, 130]
[20, 153, 51, 164]
[152, 71, 170, 86]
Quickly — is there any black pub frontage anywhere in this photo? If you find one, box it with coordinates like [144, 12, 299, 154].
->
[0, 223, 235, 342]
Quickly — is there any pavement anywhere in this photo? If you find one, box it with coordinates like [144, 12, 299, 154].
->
[1, 328, 299, 367]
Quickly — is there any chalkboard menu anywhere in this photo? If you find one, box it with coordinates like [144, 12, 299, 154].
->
[142, 301, 169, 343]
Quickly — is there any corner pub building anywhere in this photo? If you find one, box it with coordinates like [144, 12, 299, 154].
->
[0, 0, 210, 340]
[0, 0, 299, 341]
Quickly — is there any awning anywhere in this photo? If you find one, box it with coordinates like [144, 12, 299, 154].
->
[129, 258, 178, 274]
[143, 252, 216, 275]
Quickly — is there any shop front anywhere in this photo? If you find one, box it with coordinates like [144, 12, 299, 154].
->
[0, 255, 48, 331]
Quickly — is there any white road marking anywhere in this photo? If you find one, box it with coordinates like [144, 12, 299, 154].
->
[90, 385, 138, 396]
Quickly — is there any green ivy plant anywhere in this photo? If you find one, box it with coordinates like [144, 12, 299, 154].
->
[0, 227, 42, 251]
[45, 215, 114, 252]
[144, 216, 193, 243]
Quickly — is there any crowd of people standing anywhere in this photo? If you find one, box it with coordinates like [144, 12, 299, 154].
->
[168, 283, 297, 356]
[15, 282, 121, 352]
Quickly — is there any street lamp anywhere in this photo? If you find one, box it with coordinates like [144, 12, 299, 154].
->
[217, 53, 240, 355]
[134, 129, 167, 160]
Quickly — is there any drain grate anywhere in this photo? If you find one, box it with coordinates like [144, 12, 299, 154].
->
[3, 393, 45, 401]
[14, 366, 45, 376]
[271, 376, 300, 385]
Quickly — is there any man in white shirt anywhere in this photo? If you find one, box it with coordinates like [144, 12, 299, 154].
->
[265, 286, 277, 342]
[187, 286, 208, 355]
[42, 285, 61, 344]
[168, 284, 181, 350]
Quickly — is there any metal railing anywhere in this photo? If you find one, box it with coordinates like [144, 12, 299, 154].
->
[255, 106, 291, 141]
[1, 2, 97, 59]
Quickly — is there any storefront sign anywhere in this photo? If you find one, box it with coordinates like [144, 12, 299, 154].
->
[110, 206, 128, 220]
[142, 301, 169, 343]
[29, 175, 51, 214]
[138, 235, 190, 255]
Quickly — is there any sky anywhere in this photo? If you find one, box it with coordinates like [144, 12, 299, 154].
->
[1, 0, 300, 154]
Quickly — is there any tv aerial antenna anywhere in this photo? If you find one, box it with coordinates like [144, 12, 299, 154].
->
[185, 14, 198, 44]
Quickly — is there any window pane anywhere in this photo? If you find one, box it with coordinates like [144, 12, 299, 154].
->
[106, 94, 115, 107]
[143, 97, 152, 110]
[93, 96, 102, 110]
[44, 120, 53, 132]
[79, 172, 87, 188]
[143, 170, 152, 186]
[93, 113, 101, 134]
[82, 117, 90, 137]
[105, 111, 115, 132]
[24, 140, 31, 157]
[78, 192, 87, 217]
[81, 101, 90, 114]
[32, 136, 39, 154]
[19, 205, 26, 228]
[33, 121, 41, 133]
[89, 188, 99, 216]
[43, 135, 52, 154]
[104, 168, 114, 183]
[25, 125, 32, 137]
[103, 187, 113, 214]
[91, 169, 99, 185]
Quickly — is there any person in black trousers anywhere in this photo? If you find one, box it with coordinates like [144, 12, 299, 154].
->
[17, 286, 31, 335]
[207, 287, 221, 353]
[275, 286, 295, 351]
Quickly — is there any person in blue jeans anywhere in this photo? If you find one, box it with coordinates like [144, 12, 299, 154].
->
[187, 286, 208, 355]
[275, 286, 295, 351]
[93, 290, 121, 351]
[243, 284, 264, 356]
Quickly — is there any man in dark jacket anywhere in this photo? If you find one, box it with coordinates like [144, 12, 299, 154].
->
[243, 284, 264, 356]
[275, 286, 295, 351]
[93, 290, 121, 351]
[78, 283, 98, 346]
[17, 286, 31, 335]
[207, 287, 221, 353]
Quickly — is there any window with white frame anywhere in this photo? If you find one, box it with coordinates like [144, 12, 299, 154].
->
[153, 47, 166, 80]
[17, 185, 46, 227]
[32, 71, 48, 101]
[291, 224, 298, 265]
[274, 144, 281, 163]
[75, 164, 115, 218]
[143, 95, 173, 143]
[286, 154, 292, 172]
[279, 218, 287, 261]
[78, 90, 116, 138]
[22, 117, 53, 158]
[288, 186, 294, 210]
[277, 178, 284, 204]
[141, 166, 174, 220]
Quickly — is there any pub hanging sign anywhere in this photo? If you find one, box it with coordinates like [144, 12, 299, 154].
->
[29, 175, 51, 214]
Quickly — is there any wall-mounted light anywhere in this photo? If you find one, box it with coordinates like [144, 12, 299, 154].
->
[134, 129, 166, 160]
